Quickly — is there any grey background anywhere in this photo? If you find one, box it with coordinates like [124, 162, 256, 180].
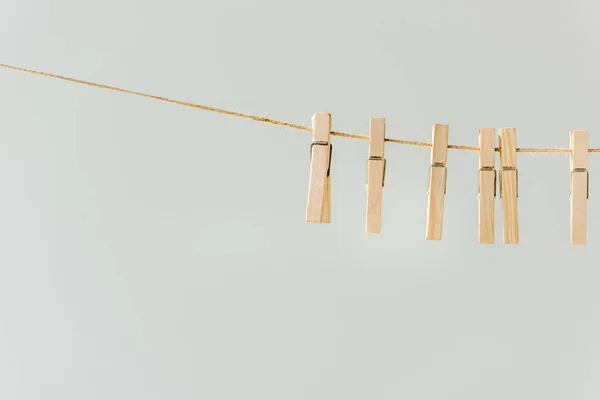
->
[1, 0, 600, 399]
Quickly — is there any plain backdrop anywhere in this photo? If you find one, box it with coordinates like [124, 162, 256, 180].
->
[1, 0, 600, 399]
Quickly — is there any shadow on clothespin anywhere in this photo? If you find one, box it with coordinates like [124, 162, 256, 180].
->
[478, 128, 496, 244]
[570, 129, 589, 246]
[499, 128, 519, 244]
[426, 124, 449, 240]
[366, 118, 386, 234]
[306, 113, 332, 223]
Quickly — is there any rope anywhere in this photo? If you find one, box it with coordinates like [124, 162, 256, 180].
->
[1, 63, 596, 153]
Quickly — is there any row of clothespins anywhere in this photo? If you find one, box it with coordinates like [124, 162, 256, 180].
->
[305, 113, 590, 246]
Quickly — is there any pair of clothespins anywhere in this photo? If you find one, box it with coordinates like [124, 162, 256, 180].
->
[477, 128, 519, 245]
[306, 113, 387, 233]
[426, 126, 519, 244]
[473, 128, 516, 245]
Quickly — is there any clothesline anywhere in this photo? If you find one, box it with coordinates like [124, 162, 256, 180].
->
[0, 63, 595, 153]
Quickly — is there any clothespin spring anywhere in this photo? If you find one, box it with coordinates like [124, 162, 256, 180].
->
[366, 156, 387, 187]
[499, 167, 518, 198]
[429, 163, 447, 194]
[478, 167, 497, 198]
[570, 167, 589, 200]
[310, 141, 333, 177]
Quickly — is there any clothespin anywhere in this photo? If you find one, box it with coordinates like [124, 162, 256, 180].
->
[570, 130, 589, 246]
[366, 118, 386, 234]
[478, 128, 496, 244]
[426, 124, 449, 240]
[306, 113, 332, 223]
[499, 128, 519, 244]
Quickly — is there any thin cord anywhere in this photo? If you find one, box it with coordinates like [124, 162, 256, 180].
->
[1, 63, 596, 153]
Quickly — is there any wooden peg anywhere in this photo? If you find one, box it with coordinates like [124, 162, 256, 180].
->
[478, 128, 496, 244]
[426, 124, 449, 240]
[306, 113, 332, 223]
[570, 130, 588, 246]
[366, 118, 386, 234]
[499, 128, 519, 244]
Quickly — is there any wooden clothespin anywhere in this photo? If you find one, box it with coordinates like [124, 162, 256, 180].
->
[499, 128, 519, 244]
[306, 113, 332, 223]
[478, 128, 496, 244]
[366, 118, 386, 234]
[426, 124, 449, 240]
[570, 130, 589, 246]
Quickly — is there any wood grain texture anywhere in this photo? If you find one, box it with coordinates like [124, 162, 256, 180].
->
[322, 174, 331, 223]
[570, 130, 588, 246]
[366, 160, 384, 233]
[366, 118, 386, 234]
[499, 128, 517, 167]
[426, 124, 449, 240]
[499, 128, 518, 244]
[369, 118, 385, 158]
[430, 124, 449, 164]
[478, 128, 496, 244]
[306, 113, 332, 223]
